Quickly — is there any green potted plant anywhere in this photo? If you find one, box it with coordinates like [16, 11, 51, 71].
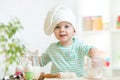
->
[0, 18, 28, 75]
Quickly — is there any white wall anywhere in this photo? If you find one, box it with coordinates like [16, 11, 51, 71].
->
[0, 0, 79, 73]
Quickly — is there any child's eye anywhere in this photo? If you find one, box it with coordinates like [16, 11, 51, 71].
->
[55, 26, 60, 29]
[65, 25, 69, 28]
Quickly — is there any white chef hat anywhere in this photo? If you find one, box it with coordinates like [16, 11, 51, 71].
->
[44, 5, 76, 35]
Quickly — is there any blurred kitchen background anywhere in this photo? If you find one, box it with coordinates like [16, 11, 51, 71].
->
[0, 0, 120, 77]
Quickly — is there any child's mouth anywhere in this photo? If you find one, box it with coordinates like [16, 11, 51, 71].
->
[59, 34, 66, 37]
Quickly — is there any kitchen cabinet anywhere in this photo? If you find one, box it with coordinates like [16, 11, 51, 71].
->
[111, 31, 120, 69]
[77, 0, 120, 76]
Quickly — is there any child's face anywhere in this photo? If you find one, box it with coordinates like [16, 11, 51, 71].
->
[53, 21, 75, 45]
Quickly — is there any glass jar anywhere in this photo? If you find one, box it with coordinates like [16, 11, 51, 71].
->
[84, 57, 103, 80]
[21, 50, 41, 80]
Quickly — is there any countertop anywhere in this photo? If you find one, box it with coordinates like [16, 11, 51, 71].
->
[44, 76, 120, 80]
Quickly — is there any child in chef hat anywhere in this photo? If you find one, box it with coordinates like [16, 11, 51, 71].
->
[39, 5, 103, 77]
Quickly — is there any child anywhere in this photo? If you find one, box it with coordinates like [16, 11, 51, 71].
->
[38, 5, 102, 77]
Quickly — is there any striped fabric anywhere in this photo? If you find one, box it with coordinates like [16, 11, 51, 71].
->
[40, 38, 93, 77]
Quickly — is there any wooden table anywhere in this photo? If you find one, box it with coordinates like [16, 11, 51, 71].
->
[44, 77, 120, 80]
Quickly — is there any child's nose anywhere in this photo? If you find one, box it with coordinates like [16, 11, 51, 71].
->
[60, 27, 65, 31]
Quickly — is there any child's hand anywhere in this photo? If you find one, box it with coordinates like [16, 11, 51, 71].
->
[89, 48, 103, 68]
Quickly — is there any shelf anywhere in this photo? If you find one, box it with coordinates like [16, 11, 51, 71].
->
[111, 29, 120, 33]
[82, 30, 110, 33]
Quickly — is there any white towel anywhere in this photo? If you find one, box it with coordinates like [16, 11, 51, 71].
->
[44, 5, 76, 35]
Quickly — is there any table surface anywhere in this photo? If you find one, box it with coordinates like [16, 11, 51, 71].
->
[44, 76, 120, 80]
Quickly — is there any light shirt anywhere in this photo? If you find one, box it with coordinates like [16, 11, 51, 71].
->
[40, 38, 93, 77]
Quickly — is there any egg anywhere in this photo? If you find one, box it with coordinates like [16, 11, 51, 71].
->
[24, 64, 33, 72]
